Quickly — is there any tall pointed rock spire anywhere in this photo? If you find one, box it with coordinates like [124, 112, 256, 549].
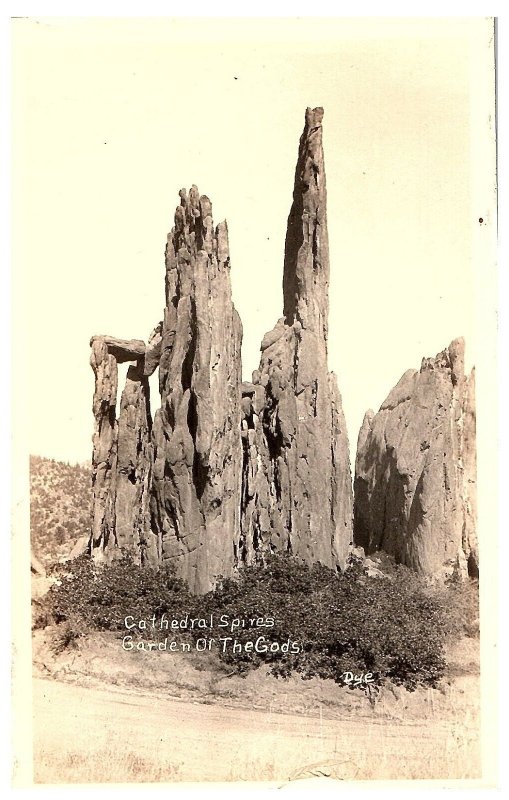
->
[283, 106, 330, 342]
[240, 108, 353, 567]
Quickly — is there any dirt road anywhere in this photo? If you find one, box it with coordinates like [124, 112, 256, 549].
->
[32, 677, 480, 783]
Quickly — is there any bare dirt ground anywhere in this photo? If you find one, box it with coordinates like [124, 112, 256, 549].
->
[31, 629, 481, 783]
[33, 676, 479, 783]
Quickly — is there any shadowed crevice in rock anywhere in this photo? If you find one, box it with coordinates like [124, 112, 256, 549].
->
[89, 337, 119, 556]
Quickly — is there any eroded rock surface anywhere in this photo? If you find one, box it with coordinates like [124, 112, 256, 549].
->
[150, 187, 243, 593]
[89, 335, 154, 563]
[86, 107, 479, 592]
[239, 108, 353, 568]
[87, 110, 477, 590]
[353, 338, 477, 579]
[90, 337, 119, 558]
[88, 108, 353, 590]
[115, 363, 154, 563]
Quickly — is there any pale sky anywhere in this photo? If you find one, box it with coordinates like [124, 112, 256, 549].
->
[12, 17, 496, 465]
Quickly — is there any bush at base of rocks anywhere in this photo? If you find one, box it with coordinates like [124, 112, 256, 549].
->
[37, 551, 474, 692]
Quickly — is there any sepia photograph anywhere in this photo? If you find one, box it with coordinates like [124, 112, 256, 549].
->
[10, 13, 498, 788]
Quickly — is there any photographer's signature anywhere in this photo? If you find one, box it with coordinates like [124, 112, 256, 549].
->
[340, 671, 380, 702]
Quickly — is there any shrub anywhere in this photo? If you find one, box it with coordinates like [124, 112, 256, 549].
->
[39, 551, 454, 691]
[200, 556, 448, 689]
[43, 552, 195, 632]
[51, 614, 87, 655]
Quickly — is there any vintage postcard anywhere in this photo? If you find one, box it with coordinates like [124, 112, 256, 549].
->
[10, 15, 498, 789]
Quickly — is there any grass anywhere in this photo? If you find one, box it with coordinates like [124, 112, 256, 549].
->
[35, 747, 184, 783]
[33, 690, 480, 784]
[31, 621, 481, 784]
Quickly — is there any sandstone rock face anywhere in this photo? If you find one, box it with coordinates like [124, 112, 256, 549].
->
[353, 338, 477, 579]
[90, 337, 119, 558]
[239, 108, 353, 568]
[88, 109, 477, 590]
[115, 363, 154, 564]
[88, 195, 244, 592]
[86, 109, 366, 590]
[90, 335, 153, 563]
[150, 187, 243, 593]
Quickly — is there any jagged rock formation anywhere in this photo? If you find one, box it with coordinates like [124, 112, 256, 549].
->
[86, 109, 374, 590]
[354, 338, 477, 579]
[87, 108, 478, 588]
[89, 189, 243, 594]
[90, 336, 153, 562]
[150, 187, 243, 593]
[88, 109, 478, 589]
[115, 362, 153, 562]
[90, 337, 119, 558]
[239, 108, 353, 568]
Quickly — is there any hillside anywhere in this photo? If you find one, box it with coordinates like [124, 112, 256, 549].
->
[30, 455, 91, 565]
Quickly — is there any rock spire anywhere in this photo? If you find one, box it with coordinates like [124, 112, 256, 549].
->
[239, 107, 353, 567]
[150, 187, 243, 593]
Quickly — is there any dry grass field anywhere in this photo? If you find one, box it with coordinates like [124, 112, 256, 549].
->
[31, 628, 480, 784]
